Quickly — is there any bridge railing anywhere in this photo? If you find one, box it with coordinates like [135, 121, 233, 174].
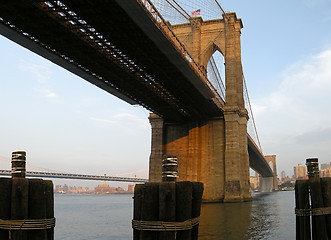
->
[137, 0, 224, 109]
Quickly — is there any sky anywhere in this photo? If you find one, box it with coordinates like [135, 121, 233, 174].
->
[0, 0, 331, 187]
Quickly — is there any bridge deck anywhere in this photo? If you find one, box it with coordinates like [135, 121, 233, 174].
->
[248, 136, 273, 177]
[0, 0, 223, 122]
[0, 0, 272, 179]
[0, 170, 147, 183]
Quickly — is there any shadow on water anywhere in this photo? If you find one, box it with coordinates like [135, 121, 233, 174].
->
[198, 191, 295, 240]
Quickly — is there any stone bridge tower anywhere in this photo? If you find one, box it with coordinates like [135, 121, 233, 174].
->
[265, 155, 278, 191]
[149, 13, 250, 202]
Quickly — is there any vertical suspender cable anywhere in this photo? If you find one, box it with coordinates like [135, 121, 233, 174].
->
[243, 73, 263, 153]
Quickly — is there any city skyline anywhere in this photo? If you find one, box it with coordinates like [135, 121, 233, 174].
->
[0, 1, 331, 179]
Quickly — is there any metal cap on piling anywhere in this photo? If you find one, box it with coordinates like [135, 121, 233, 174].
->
[306, 158, 319, 178]
[162, 155, 178, 182]
[11, 151, 26, 178]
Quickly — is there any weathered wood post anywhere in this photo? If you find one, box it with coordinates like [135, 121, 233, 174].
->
[306, 158, 328, 240]
[159, 156, 177, 240]
[295, 179, 311, 240]
[139, 183, 159, 240]
[45, 180, 54, 240]
[133, 184, 144, 240]
[0, 151, 55, 240]
[11, 151, 29, 240]
[0, 178, 11, 239]
[29, 179, 47, 239]
[176, 181, 192, 240]
[320, 177, 331, 239]
[132, 155, 203, 240]
[191, 182, 203, 240]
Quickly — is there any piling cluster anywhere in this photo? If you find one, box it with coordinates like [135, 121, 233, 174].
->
[0, 151, 55, 240]
[132, 155, 204, 240]
[295, 158, 331, 240]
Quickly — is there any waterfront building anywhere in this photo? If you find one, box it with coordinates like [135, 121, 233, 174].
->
[128, 184, 135, 193]
[293, 164, 308, 180]
[321, 162, 331, 170]
[320, 168, 331, 177]
[94, 182, 116, 194]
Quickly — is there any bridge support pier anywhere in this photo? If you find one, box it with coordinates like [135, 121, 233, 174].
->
[223, 109, 251, 202]
[148, 113, 251, 202]
[260, 177, 274, 192]
[265, 155, 278, 191]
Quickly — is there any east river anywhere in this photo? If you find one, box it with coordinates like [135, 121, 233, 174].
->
[54, 191, 295, 239]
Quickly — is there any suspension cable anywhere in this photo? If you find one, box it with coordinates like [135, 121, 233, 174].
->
[165, 0, 190, 21]
[209, 56, 225, 98]
[243, 73, 263, 153]
[214, 0, 226, 15]
[170, 0, 192, 19]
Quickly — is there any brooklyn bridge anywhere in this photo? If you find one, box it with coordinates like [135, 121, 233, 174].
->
[0, 0, 277, 202]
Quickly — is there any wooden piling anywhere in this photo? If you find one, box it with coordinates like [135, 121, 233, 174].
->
[133, 155, 203, 240]
[162, 155, 178, 182]
[44, 180, 54, 240]
[191, 182, 203, 240]
[11, 177, 29, 240]
[321, 177, 331, 239]
[139, 183, 159, 240]
[295, 179, 311, 240]
[306, 158, 328, 240]
[176, 181, 192, 240]
[11, 151, 26, 178]
[133, 184, 144, 240]
[0, 178, 12, 240]
[0, 152, 55, 240]
[133, 181, 203, 240]
[28, 179, 47, 240]
[159, 182, 176, 240]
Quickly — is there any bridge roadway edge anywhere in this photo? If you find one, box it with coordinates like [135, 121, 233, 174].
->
[115, 0, 215, 99]
[0, 20, 137, 105]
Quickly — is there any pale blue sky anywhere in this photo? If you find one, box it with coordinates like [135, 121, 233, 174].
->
[1, 0, 331, 185]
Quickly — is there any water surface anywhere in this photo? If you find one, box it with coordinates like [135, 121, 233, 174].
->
[55, 191, 295, 239]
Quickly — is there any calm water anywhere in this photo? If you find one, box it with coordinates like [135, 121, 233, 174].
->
[54, 191, 295, 240]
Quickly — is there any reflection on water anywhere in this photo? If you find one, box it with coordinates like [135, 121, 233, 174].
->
[198, 191, 295, 240]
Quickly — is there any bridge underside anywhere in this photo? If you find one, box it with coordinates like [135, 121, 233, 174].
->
[0, 0, 222, 122]
[248, 137, 273, 178]
[0, 1, 274, 200]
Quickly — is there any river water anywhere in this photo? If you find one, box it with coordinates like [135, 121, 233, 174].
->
[54, 191, 295, 240]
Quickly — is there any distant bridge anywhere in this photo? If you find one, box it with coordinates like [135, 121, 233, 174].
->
[0, 170, 148, 183]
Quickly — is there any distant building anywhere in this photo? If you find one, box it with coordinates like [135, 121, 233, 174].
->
[320, 168, 331, 177]
[63, 184, 69, 192]
[115, 187, 125, 193]
[54, 184, 93, 194]
[94, 181, 129, 194]
[94, 182, 116, 194]
[294, 164, 308, 180]
[128, 184, 135, 193]
[54, 183, 133, 194]
[278, 170, 293, 185]
[321, 162, 331, 170]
